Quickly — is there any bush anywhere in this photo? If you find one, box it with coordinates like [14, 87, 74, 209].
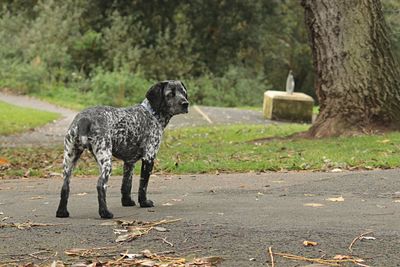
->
[90, 69, 153, 107]
[187, 66, 271, 107]
[0, 61, 48, 94]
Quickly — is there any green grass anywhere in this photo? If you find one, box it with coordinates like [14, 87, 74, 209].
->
[0, 101, 60, 135]
[2, 123, 400, 179]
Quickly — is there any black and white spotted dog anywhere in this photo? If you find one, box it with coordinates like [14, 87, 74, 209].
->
[56, 80, 189, 219]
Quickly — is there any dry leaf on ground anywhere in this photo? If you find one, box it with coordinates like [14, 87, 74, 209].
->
[112, 218, 181, 243]
[303, 240, 318, 247]
[0, 221, 66, 230]
[303, 203, 324, 207]
[326, 196, 345, 202]
[30, 196, 45, 200]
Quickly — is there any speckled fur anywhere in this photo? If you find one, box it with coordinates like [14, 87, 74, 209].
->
[56, 81, 189, 219]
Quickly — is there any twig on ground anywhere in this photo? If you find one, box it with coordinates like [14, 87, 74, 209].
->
[28, 250, 52, 260]
[268, 246, 275, 267]
[348, 231, 374, 252]
[146, 218, 182, 227]
[272, 252, 367, 266]
[161, 237, 174, 247]
[0, 259, 22, 264]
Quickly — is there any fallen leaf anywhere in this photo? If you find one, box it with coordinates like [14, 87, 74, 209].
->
[393, 200, 400, 203]
[304, 194, 315, 197]
[65, 248, 88, 256]
[378, 139, 390, 144]
[0, 158, 10, 165]
[50, 261, 65, 267]
[162, 203, 173, 206]
[171, 198, 183, 202]
[304, 203, 324, 207]
[190, 256, 224, 265]
[326, 196, 345, 202]
[76, 192, 88, 196]
[138, 260, 156, 267]
[30, 196, 44, 200]
[331, 168, 342, 173]
[154, 226, 168, 232]
[360, 236, 376, 241]
[333, 255, 352, 260]
[303, 240, 318, 246]
[115, 234, 133, 242]
[121, 253, 142, 259]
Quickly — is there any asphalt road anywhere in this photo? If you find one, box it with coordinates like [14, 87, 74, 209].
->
[0, 169, 399, 266]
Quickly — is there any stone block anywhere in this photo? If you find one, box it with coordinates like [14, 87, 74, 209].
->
[263, 90, 314, 123]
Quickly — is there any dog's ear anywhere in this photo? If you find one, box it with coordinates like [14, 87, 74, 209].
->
[146, 81, 168, 111]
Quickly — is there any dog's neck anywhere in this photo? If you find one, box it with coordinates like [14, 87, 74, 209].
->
[141, 99, 172, 129]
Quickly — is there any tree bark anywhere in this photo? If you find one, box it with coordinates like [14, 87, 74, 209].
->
[301, 0, 400, 137]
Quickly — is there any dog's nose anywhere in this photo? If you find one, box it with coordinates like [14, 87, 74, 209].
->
[181, 101, 189, 109]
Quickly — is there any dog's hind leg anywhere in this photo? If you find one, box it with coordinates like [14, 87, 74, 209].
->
[121, 161, 136, 206]
[56, 136, 83, 218]
[93, 141, 113, 219]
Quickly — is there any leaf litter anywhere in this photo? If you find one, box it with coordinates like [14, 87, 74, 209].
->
[7, 217, 223, 266]
[101, 218, 182, 243]
[0, 221, 68, 230]
[268, 230, 376, 267]
[61, 249, 223, 267]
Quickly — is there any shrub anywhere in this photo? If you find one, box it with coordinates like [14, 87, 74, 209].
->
[90, 69, 153, 107]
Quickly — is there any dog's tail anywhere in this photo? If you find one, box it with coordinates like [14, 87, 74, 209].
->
[77, 117, 91, 146]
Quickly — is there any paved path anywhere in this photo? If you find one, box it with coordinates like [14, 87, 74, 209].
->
[2, 94, 397, 266]
[0, 169, 399, 266]
[0, 92, 272, 147]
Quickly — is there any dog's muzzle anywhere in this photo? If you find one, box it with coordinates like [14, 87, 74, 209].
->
[181, 101, 189, 113]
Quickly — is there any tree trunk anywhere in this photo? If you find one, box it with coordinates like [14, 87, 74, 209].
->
[301, 0, 400, 137]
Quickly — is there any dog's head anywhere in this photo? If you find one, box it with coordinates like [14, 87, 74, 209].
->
[146, 80, 189, 116]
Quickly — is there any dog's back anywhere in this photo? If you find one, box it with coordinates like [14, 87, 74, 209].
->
[66, 105, 162, 162]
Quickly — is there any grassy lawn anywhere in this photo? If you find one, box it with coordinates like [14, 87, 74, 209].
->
[0, 100, 60, 135]
[2, 123, 400, 179]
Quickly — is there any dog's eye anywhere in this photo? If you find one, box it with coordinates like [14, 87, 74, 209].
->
[167, 91, 175, 98]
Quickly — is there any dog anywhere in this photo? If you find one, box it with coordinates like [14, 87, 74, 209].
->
[56, 80, 189, 218]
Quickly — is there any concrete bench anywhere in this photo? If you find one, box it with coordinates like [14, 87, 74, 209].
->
[263, 90, 314, 123]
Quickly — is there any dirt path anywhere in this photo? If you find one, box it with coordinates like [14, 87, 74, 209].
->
[0, 93, 271, 147]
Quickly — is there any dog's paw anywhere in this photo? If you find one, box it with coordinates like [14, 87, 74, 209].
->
[56, 209, 70, 218]
[121, 197, 136, 207]
[139, 199, 154, 208]
[99, 209, 114, 219]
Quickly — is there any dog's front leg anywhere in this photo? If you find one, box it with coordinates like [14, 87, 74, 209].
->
[139, 159, 154, 207]
[121, 161, 136, 206]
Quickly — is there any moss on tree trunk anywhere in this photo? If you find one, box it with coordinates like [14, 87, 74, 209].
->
[301, 0, 400, 137]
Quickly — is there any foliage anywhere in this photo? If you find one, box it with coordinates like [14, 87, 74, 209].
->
[3, 124, 400, 178]
[0, 100, 60, 135]
[0, 1, 399, 107]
